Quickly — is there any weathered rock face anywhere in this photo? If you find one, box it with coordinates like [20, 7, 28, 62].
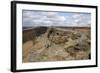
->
[48, 29, 70, 44]
[22, 27, 91, 63]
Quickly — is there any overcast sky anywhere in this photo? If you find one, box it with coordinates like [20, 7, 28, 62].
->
[22, 10, 91, 27]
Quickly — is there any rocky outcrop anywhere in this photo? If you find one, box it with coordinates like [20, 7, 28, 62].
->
[22, 27, 91, 63]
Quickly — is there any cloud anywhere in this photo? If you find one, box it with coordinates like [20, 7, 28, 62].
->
[23, 10, 91, 27]
[72, 14, 91, 26]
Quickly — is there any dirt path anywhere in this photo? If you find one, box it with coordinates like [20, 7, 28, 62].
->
[22, 40, 33, 62]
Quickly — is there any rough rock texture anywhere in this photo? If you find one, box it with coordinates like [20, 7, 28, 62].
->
[22, 27, 91, 63]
